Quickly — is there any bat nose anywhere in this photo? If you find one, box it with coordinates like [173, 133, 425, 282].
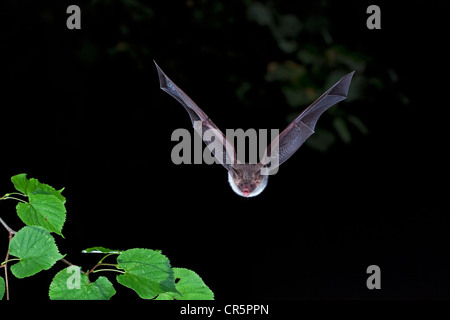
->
[240, 182, 253, 197]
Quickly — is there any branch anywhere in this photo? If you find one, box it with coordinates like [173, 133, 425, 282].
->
[60, 258, 75, 267]
[0, 216, 16, 300]
[3, 232, 14, 300]
[0, 217, 16, 235]
[59, 258, 87, 275]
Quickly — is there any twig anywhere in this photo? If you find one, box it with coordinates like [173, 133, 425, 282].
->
[59, 258, 87, 274]
[60, 258, 75, 267]
[3, 232, 14, 300]
[0, 216, 17, 300]
[0, 217, 16, 235]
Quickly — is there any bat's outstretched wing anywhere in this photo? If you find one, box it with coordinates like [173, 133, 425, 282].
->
[154, 61, 236, 172]
[262, 71, 355, 172]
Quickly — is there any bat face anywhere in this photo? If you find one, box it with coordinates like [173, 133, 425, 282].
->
[228, 164, 269, 198]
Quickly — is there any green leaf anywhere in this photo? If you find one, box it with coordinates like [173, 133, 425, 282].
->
[81, 247, 122, 254]
[49, 266, 116, 300]
[0, 276, 5, 300]
[347, 115, 369, 135]
[116, 248, 178, 299]
[11, 173, 28, 195]
[16, 193, 66, 236]
[333, 117, 352, 144]
[248, 2, 273, 26]
[11, 174, 66, 204]
[9, 226, 64, 278]
[156, 268, 214, 300]
[30, 181, 66, 204]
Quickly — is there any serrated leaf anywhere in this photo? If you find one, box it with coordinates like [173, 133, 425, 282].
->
[156, 268, 214, 300]
[49, 266, 116, 300]
[0, 276, 5, 300]
[11, 173, 28, 195]
[30, 183, 66, 204]
[11, 174, 66, 203]
[28, 177, 66, 204]
[82, 247, 122, 254]
[9, 226, 64, 278]
[16, 193, 66, 236]
[116, 248, 178, 299]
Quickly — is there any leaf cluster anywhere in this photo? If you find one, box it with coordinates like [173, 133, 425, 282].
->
[0, 174, 213, 300]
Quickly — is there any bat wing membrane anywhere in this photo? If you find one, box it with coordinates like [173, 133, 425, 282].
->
[262, 71, 355, 171]
[155, 61, 236, 171]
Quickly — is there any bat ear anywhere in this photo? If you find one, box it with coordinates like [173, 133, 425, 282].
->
[229, 167, 238, 177]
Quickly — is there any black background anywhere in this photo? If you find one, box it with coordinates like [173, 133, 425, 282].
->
[1, 0, 450, 304]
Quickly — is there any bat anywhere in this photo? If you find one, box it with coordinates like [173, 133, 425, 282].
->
[155, 61, 354, 197]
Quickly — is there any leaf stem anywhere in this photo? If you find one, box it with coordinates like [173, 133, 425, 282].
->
[4, 192, 26, 198]
[97, 263, 117, 267]
[99, 253, 120, 264]
[1, 258, 20, 266]
[88, 262, 120, 276]
[1, 196, 27, 203]
[92, 268, 125, 274]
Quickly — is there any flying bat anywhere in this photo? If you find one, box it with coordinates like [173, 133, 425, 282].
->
[155, 61, 354, 197]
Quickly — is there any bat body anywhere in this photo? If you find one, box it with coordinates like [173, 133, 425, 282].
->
[155, 61, 354, 197]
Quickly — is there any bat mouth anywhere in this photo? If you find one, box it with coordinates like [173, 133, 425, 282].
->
[242, 189, 250, 197]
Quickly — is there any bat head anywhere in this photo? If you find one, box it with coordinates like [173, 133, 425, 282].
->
[228, 164, 269, 198]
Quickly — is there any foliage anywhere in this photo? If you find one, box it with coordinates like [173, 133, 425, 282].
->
[12, 173, 66, 236]
[116, 248, 178, 299]
[0, 174, 214, 300]
[9, 226, 64, 278]
[247, 1, 369, 151]
[156, 268, 214, 300]
[49, 266, 116, 300]
[0, 276, 4, 300]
